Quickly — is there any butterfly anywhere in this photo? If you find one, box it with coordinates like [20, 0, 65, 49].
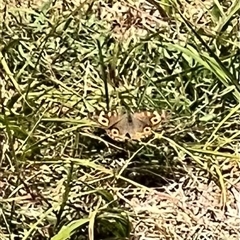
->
[93, 110, 167, 141]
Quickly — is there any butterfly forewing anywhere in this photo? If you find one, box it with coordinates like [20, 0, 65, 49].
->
[97, 111, 122, 128]
[134, 111, 162, 128]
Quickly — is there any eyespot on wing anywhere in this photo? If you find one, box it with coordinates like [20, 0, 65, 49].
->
[150, 111, 162, 126]
[97, 111, 110, 127]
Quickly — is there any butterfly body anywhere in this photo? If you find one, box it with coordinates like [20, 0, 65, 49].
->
[94, 110, 165, 142]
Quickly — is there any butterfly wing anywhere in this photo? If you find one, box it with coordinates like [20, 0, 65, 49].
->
[96, 111, 123, 129]
[127, 111, 164, 140]
[134, 111, 163, 129]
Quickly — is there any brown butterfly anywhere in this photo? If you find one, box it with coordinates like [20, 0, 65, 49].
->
[93, 110, 166, 142]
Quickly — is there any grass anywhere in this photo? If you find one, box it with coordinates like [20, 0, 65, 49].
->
[0, 0, 240, 239]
